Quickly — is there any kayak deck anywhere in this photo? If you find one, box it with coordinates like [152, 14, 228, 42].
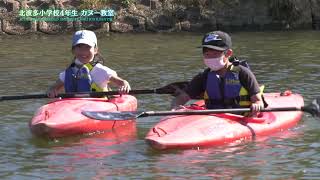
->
[30, 95, 138, 138]
[145, 92, 304, 150]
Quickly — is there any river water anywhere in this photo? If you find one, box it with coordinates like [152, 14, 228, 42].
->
[0, 31, 320, 179]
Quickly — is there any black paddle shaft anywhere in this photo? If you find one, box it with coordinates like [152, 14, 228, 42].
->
[82, 103, 320, 121]
[0, 81, 189, 101]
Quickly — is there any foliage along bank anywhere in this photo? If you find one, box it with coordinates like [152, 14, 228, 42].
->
[0, 0, 319, 35]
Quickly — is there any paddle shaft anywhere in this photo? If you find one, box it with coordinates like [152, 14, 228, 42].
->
[0, 89, 170, 101]
[0, 81, 189, 101]
[82, 105, 314, 121]
[139, 107, 306, 117]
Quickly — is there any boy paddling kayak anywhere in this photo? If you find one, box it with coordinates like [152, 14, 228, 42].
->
[172, 31, 264, 116]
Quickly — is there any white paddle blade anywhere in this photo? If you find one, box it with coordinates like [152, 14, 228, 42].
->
[82, 111, 139, 120]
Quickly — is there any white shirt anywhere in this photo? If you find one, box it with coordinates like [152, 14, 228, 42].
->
[59, 59, 117, 89]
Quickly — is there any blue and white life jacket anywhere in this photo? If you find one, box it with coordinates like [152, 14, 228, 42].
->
[64, 62, 105, 92]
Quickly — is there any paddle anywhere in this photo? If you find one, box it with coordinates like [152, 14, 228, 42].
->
[0, 81, 189, 101]
[82, 98, 320, 120]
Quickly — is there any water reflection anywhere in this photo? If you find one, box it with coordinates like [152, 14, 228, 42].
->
[28, 122, 136, 179]
[143, 126, 305, 179]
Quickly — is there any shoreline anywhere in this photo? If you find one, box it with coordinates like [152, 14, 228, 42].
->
[1, 0, 319, 35]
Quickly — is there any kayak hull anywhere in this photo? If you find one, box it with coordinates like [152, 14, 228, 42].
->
[30, 95, 138, 138]
[145, 92, 304, 150]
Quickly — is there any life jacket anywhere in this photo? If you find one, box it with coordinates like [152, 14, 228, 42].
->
[64, 62, 106, 93]
[203, 57, 264, 109]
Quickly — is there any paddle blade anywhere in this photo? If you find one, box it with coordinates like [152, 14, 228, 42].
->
[156, 81, 189, 95]
[303, 98, 320, 117]
[82, 111, 140, 121]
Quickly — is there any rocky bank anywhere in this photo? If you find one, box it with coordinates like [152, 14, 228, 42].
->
[0, 0, 320, 35]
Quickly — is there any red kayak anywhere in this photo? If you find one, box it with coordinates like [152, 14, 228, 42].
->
[30, 95, 137, 138]
[145, 92, 304, 150]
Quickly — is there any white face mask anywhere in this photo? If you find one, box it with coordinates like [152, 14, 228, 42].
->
[74, 59, 84, 66]
[203, 56, 226, 71]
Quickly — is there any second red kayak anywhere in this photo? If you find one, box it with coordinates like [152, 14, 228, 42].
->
[30, 95, 137, 138]
[145, 92, 304, 150]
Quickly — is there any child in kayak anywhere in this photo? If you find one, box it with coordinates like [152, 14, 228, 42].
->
[47, 30, 130, 97]
[171, 31, 264, 114]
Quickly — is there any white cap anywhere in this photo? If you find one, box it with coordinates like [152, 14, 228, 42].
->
[72, 30, 97, 47]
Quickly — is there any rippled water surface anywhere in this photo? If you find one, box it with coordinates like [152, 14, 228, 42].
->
[0, 31, 320, 179]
